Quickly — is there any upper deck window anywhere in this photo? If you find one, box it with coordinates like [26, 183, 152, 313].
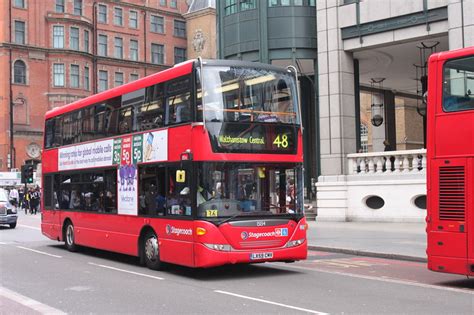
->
[200, 66, 299, 125]
[443, 55, 474, 112]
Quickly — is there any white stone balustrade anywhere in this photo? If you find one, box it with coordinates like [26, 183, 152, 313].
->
[347, 149, 427, 175]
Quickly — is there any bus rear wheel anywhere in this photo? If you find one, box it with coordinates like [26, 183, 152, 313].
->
[143, 231, 163, 270]
[64, 222, 78, 252]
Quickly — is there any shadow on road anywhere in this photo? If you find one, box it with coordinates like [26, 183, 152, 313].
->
[435, 278, 474, 290]
[46, 244, 302, 280]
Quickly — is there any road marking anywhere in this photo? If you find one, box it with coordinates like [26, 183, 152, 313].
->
[268, 263, 474, 295]
[0, 286, 66, 314]
[0, 242, 7, 245]
[16, 246, 62, 258]
[214, 290, 328, 314]
[18, 224, 41, 231]
[88, 262, 164, 280]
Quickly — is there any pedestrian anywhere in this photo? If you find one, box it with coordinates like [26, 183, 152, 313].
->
[9, 186, 19, 211]
[22, 188, 30, 214]
[30, 187, 41, 215]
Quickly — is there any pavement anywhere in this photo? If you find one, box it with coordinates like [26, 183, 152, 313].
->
[306, 220, 427, 262]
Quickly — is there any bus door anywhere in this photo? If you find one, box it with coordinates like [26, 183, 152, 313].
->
[139, 164, 195, 266]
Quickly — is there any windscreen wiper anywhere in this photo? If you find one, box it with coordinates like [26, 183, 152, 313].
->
[216, 213, 242, 226]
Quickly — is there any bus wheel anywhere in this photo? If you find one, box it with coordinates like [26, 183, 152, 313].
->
[65, 222, 78, 252]
[143, 231, 163, 270]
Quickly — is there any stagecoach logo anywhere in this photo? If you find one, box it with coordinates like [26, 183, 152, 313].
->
[241, 228, 288, 240]
[165, 224, 192, 236]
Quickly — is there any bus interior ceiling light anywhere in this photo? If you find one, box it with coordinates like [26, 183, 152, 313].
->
[245, 74, 276, 86]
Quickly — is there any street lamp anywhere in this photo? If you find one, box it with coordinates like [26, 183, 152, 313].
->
[414, 41, 439, 148]
[370, 78, 385, 127]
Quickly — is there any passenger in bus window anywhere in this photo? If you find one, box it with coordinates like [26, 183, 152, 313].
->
[69, 188, 81, 209]
[145, 183, 158, 215]
[60, 190, 70, 209]
[175, 93, 191, 123]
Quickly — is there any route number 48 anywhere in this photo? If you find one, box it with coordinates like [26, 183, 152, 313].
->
[273, 134, 289, 148]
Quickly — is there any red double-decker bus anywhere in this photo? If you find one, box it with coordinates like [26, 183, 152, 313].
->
[41, 59, 307, 269]
[427, 46, 474, 276]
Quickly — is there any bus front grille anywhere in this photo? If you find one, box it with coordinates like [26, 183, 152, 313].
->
[239, 240, 282, 248]
[439, 166, 465, 221]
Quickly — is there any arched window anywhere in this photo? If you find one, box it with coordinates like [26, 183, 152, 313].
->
[14, 60, 26, 84]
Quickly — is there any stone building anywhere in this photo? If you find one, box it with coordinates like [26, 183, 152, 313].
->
[0, 0, 188, 171]
[216, 0, 473, 221]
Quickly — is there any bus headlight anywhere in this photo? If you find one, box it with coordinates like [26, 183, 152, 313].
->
[285, 239, 305, 248]
[203, 243, 232, 251]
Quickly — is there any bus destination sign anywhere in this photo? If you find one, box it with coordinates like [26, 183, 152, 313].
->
[208, 122, 297, 154]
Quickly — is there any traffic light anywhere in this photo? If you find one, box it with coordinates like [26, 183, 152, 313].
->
[21, 165, 35, 184]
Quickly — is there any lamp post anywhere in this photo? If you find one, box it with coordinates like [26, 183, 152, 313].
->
[414, 41, 439, 148]
[370, 78, 385, 127]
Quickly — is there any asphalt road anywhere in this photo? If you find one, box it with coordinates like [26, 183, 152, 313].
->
[1, 213, 473, 314]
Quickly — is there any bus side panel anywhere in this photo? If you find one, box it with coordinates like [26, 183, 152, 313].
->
[434, 113, 474, 157]
[469, 158, 474, 275]
[167, 125, 193, 161]
[42, 150, 58, 173]
[41, 209, 62, 241]
[152, 219, 194, 267]
[63, 212, 140, 256]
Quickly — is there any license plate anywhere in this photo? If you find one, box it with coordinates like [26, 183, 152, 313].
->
[250, 252, 273, 260]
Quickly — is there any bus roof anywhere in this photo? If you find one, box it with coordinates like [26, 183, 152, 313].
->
[45, 58, 296, 120]
[45, 59, 195, 120]
[429, 46, 474, 64]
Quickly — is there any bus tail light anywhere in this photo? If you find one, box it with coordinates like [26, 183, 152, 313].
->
[285, 239, 305, 248]
[204, 243, 232, 252]
[196, 227, 207, 236]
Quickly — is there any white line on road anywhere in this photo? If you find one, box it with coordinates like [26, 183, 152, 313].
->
[88, 262, 164, 280]
[0, 286, 66, 315]
[16, 246, 62, 258]
[18, 224, 41, 231]
[0, 242, 7, 245]
[268, 263, 474, 295]
[214, 290, 328, 314]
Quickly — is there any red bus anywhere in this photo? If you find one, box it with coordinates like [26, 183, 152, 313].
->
[41, 59, 307, 269]
[427, 46, 474, 276]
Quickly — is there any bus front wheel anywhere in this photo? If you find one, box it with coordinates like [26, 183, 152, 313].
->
[143, 231, 163, 270]
[64, 222, 78, 252]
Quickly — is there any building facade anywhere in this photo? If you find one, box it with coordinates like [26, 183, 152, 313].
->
[216, 0, 474, 221]
[0, 0, 188, 171]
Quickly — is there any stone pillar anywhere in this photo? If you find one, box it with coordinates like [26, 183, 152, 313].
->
[448, 0, 474, 49]
[317, 0, 357, 176]
[315, 0, 357, 221]
[183, 4, 217, 60]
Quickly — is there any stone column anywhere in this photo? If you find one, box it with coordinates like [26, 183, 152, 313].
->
[317, 0, 357, 176]
[315, 0, 357, 221]
[448, 0, 474, 49]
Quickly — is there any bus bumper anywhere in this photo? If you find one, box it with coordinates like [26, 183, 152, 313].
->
[193, 241, 308, 268]
[428, 256, 474, 276]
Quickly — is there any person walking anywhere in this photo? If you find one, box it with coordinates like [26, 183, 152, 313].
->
[8, 186, 19, 211]
[30, 187, 41, 215]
